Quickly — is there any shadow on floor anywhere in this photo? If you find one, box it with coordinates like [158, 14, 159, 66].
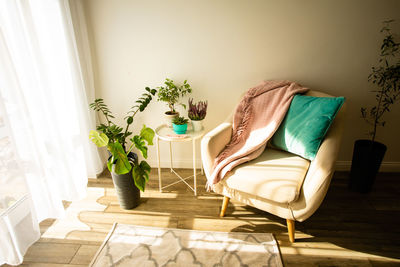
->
[229, 172, 400, 260]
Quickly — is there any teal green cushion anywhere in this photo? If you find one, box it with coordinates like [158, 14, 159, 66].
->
[270, 94, 344, 160]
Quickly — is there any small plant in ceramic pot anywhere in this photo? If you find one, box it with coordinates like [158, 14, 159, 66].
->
[172, 116, 189, 134]
[188, 98, 208, 131]
[157, 78, 192, 126]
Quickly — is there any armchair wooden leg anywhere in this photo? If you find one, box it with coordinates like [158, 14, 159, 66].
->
[220, 196, 230, 217]
[286, 219, 295, 243]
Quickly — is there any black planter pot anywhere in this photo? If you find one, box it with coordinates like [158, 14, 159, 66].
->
[110, 153, 140, 209]
[349, 139, 387, 193]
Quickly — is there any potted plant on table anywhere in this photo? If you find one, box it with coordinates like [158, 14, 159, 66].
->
[89, 87, 157, 209]
[188, 98, 208, 132]
[350, 20, 400, 193]
[157, 78, 192, 127]
[172, 116, 189, 134]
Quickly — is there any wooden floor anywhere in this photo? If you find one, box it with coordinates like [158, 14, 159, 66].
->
[7, 169, 400, 266]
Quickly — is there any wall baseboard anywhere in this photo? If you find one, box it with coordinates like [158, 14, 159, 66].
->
[335, 161, 400, 172]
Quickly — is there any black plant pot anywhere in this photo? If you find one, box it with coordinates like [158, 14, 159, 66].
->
[110, 153, 140, 209]
[349, 139, 387, 193]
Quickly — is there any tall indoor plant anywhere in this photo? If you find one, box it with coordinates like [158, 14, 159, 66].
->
[350, 20, 400, 193]
[89, 87, 157, 209]
[157, 78, 192, 126]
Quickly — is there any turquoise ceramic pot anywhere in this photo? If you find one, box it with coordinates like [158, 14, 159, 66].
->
[172, 123, 188, 134]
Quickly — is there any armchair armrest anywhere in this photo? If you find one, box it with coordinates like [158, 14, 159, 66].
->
[201, 123, 233, 178]
[291, 102, 346, 221]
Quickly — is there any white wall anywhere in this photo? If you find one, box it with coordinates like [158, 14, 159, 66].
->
[84, 0, 400, 170]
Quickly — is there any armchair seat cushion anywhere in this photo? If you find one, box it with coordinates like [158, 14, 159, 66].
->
[219, 148, 310, 204]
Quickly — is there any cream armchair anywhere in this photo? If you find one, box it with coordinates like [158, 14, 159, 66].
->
[201, 90, 346, 242]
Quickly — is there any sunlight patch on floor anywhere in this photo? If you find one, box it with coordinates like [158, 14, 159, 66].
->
[280, 246, 400, 261]
[41, 188, 107, 239]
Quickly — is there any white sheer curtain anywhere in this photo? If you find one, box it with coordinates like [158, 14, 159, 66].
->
[0, 0, 104, 265]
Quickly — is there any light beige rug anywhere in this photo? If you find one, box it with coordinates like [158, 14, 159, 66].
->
[90, 223, 283, 267]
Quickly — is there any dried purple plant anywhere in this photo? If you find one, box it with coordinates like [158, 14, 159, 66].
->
[188, 98, 208, 121]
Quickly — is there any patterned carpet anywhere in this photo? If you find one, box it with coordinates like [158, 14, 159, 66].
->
[90, 223, 283, 267]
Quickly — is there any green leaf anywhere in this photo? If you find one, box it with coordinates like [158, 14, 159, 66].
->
[107, 155, 115, 172]
[107, 141, 131, 174]
[132, 160, 151, 192]
[89, 130, 109, 147]
[131, 135, 148, 158]
[140, 125, 155, 146]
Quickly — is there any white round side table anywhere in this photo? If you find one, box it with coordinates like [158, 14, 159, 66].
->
[155, 124, 205, 196]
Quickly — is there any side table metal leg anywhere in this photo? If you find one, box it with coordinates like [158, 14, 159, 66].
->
[169, 141, 173, 172]
[193, 139, 197, 196]
[156, 137, 162, 192]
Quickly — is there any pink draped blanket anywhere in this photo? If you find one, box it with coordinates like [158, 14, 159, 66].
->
[208, 80, 309, 188]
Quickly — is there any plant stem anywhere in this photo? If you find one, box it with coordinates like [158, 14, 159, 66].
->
[127, 143, 134, 155]
[97, 106, 111, 128]
[122, 108, 139, 148]
[372, 86, 385, 142]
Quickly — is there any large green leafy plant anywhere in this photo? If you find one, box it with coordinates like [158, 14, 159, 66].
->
[89, 87, 157, 191]
[157, 78, 192, 114]
[361, 20, 400, 142]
